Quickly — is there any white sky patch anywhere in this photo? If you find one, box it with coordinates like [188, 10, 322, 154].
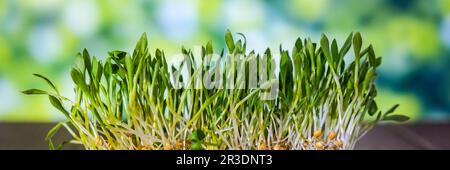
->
[83, 37, 109, 61]
[245, 31, 268, 54]
[268, 19, 308, 49]
[28, 25, 62, 64]
[223, 0, 264, 28]
[426, 110, 450, 122]
[441, 15, 450, 48]
[379, 47, 411, 77]
[344, 51, 355, 69]
[157, 0, 198, 41]
[0, 79, 20, 115]
[26, 0, 62, 13]
[63, 0, 100, 37]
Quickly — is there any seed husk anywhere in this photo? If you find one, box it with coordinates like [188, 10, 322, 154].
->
[163, 143, 174, 150]
[137, 145, 153, 150]
[334, 140, 343, 148]
[328, 131, 336, 140]
[176, 140, 184, 149]
[258, 143, 268, 150]
[95, 137, 104, 147]
[273, 144, 287, 150]
[315, 142, 324, 150]
[313, 130, 322, 139]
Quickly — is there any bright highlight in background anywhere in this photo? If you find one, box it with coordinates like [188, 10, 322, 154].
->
[0, 0, 448, 122]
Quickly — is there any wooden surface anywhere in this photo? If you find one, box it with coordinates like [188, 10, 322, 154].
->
[0, 122, 449, 150]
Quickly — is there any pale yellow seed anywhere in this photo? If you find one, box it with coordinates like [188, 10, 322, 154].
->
[176, 140, 184, 150]
[273, 144, 287, 150]
[163, 143, 173, 150]
[334, 140, 343, 148]
[108, 143, 114, 150]
[135, 144, 153, 150]
[315, 142, 324, 150]
[328, 131, 336, 140]
[95, 137, 103, 146]
[303, 142, 309, 148]
[258, 143, 268, 150]
[313, 130, 322, 139]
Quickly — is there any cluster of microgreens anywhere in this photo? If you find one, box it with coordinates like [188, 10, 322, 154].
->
[22, 30, 408, 150]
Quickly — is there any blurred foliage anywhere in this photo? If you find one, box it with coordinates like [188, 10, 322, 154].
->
[0, 0, 448, 122]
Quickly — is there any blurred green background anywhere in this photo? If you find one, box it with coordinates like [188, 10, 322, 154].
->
[0, 0, 448, 122]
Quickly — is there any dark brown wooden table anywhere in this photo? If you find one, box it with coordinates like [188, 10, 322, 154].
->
[1, 122, 449, 150]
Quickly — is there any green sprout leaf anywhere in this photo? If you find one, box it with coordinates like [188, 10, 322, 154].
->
[46, 122, 64, 141]
[21, 30, 397, 150]
[353, 32, 362, 57]
[33, 73, 59, 94]
[189, 129, 205, 142]
[21, 89, 48, 95]
[48, 95, 69, 117]
[368, 99, 378, 116]
[384, 104, 400, 116]
[225, 29, 235, 52]
[190, 142, 203, 150]
[383, 115, 410, 122]
[339, 32, 353, 58]
[70, 67, 87, 92]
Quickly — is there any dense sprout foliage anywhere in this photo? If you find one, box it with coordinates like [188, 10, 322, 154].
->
[22, 30, 408, 150]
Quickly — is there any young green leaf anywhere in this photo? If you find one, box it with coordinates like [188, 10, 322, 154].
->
[367, 45, 377, 67]
[206, 40, 213, 55]
[46, 122, 64, 141]
[48, 95, 69, 117]
[225, 29, 235, 52]
[21, 89, 48, 95]
[383, 115, 410, 122]
[134, 32, 148, 56]
[331, 39, 339, 60]
[109, 50, 127, 64]
[125, 54, 134, 79]
[189, 129, 206, 142]
[368, 99, 378, 116]
[70, 67, 87, 91]
[362, 67, 375, 93]
[339, 32, 353, 58]
[83, 49, 92, 74]
[384, 104, 400, 116]
[353, 32, 362, 58]
[33, 73, 59, 94]
[190, 142, 203, 150]
[320, 34, 331, 61]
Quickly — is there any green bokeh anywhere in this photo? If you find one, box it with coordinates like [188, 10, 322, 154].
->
[0, 0, 448, 122]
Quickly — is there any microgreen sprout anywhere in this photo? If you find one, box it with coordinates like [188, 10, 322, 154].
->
[22, 30, 409, 150]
